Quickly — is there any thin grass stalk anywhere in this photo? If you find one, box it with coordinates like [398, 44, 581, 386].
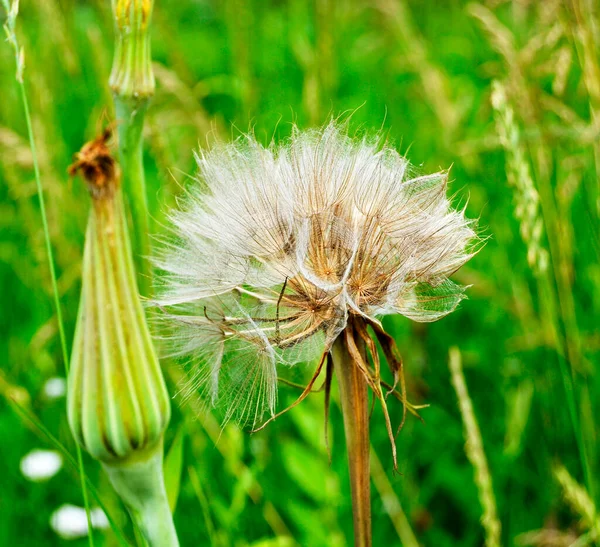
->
[529, 135, 595, 504]
[187, 466, 218, 546]
[8, 399, 130, 546]
[569, 0, 600, 218]
[225, 0, 255, 119]
[370, 446, 419, 547]
[490, 76, 594, 504]
[168, 364, 292, 539]
[1, 2, 95, 543]
[449, 347, 501, 547]
[552, 465, 600, 541]
[532, 155, 595, 502]
[376, 0, 459, 136]
[554, 464, 600, 540]
[331, 329, 372, 547]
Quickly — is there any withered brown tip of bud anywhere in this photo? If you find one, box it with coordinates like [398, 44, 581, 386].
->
[68, 127, 119, 200]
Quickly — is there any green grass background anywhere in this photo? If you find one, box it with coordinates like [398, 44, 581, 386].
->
[1, 0, 599, 545]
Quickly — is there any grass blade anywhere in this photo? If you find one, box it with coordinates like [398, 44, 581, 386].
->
[2, 2, 95, 544]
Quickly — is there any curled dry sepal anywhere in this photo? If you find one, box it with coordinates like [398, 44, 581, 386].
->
[155, 122, 479, 458]
[68, 127, 118, 201]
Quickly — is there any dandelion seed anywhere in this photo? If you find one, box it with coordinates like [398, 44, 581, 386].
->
[155, 121, 478, 545]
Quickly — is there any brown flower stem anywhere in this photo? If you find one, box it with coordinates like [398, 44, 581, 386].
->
[331, 324, 372, 547]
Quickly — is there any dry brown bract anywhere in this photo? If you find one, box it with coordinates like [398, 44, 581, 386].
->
[68, 126, 118, 199]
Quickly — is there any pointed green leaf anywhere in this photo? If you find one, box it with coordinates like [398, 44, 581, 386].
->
[164, 425, 185, 512]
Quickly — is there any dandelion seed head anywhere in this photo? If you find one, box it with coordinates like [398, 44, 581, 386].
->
[155, 122, 478, 426]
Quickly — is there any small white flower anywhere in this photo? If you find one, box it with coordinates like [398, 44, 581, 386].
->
[155, 122, 478, 427]
[50, 505, 109, 540]
[43, 377, 67, 399]
[20, 449, 63, 482]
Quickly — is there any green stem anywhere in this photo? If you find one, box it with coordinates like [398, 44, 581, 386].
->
[109, 0, 155, 296]
[103, 445, 179, 547]
[16, 57, 95, 547]
[114, 97, 151, 296]
[331, 331, 372, 547]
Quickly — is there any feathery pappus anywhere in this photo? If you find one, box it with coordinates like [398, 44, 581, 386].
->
[154, 122, 478, 462]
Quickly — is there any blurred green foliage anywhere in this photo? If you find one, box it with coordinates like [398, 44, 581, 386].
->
[1, 0, 599, 545]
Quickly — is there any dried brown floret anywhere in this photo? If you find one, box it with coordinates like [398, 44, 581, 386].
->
[68, 126, 118, 199]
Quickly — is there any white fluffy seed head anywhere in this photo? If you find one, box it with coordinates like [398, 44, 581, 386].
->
[154, 122, 478, 426]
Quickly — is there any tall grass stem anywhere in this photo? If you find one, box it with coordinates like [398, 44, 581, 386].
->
[449, 347, 501, 547]
[2, 2, 95, 543]
[20, 77, 97, 547]
[370, 447, 419, 547]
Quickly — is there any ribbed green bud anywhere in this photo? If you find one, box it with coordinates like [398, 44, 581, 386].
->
[68, 174, 169, 464]
[67, 135, 177, 546]
[109, 0, 155, 100]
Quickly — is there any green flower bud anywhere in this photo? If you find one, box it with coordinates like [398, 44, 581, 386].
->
[67, 132, 177, 546]
[67, 132, 170, 464]
[109, 0, 155, 100]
